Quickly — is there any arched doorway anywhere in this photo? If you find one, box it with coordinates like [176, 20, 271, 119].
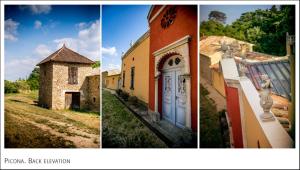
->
[152, 35, 192, 129]
[161, 55, 186, 128]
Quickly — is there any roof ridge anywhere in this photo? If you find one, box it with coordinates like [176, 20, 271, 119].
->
[37, 45, 95, 66]
[50, 45, 65, 61]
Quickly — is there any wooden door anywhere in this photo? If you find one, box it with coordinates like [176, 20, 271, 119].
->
[65, 92, 80, 110]
[175, 70, 186, 128]
[162, 71, 175, 124]
[65, 92, 72, 109]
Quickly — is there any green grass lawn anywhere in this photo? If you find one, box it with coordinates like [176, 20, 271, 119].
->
[200, 84, 224, 148]
[5, 91, 100, 148]
[102, 90, 167, 148]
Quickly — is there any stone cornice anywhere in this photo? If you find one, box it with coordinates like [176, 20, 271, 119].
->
[148, 5, 166, 24]
[153, 35, 191, 57]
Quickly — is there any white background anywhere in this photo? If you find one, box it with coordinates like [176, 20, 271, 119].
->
[1, 1, 299, 169]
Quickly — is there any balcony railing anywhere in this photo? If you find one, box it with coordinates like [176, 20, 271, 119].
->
[240, 78, 294, 148]
[221, 58, 294, 148]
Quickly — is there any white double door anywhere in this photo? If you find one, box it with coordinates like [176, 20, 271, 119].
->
[162, 68, 186, 128]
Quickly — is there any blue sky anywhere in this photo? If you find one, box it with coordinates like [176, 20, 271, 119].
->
[200, 5, 273, 24]
[102, 5, 150, 71]
[4, 5, 100, 81]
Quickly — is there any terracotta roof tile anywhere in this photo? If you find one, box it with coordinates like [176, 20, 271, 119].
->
[244, 52, 279, 61]
[200, 36, 253, 57]
[37, 44, 95, 65]
[102, 69, 121, 76]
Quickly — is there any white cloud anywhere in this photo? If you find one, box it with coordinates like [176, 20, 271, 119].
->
[5, 57, 40, 81]
[102, 47, 118, 56]
[5, 19, 19, 41]
[5, 20, 100, 81]
[53, 20, 100, 61]
[19, 5, 52, 14]
[34, 20, 42, 29]
[34, 44, 51, 58]
[76, 22, 87, 29]
[5, 44, 51, 81]
[102, 64, 121, 72]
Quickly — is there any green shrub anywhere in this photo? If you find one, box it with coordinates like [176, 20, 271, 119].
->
[4, 80, 18, 93]
[27, 67, 40, 90]
[116, 89, 122, 96]
[15, 80, 30, 92]
[128, 96, 138, 104]
[121, 91, 129, 101]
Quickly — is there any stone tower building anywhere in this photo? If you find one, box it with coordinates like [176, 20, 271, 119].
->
[37, 44, 99, 111]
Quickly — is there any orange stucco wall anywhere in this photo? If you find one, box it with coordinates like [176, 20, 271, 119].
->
[148, 5, 198, 131]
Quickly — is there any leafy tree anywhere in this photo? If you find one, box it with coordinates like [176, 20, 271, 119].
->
[209, 10, 227, 24]
[92, 61, 100, 68]
[5, 67, 40, 93]
[15, 80, 30, 92]
[27, 67, 40, 90]
[200, 20, 225, 36]
[4, 80, 18, 93]
[200, 5, 295, 56]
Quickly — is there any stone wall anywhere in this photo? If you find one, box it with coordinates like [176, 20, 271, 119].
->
[51, 62, 92, 110]
[102, 71, 108, 88]
[38, 62, 53, 108]
[87, 75, 100, 112]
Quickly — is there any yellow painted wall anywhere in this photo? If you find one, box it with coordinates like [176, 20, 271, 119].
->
[200, 54, 212, 83]
[212, 69, 226, 97]
[121, 35, 149, 104]
[106, 74, 120, 90]
[210, 52, 222, 65]
[242, 91, 272, 148]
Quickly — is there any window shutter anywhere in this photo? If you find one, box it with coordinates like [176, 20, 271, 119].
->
[122, 71, 125, 87]
[130, 67, 135, 89]
[74, 67, 78, 84]
[68, 66, 78, 84]
[68, 67, 71, 84]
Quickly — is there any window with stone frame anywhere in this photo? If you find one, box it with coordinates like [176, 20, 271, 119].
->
[68, 66, 78, 84]
[130, 67, 135, 90]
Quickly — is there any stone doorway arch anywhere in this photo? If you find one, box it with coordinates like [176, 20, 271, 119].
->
[153, 35, 192, 129]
